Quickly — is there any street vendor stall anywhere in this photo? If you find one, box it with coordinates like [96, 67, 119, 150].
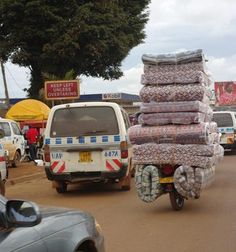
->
[5, 99, 50, 161]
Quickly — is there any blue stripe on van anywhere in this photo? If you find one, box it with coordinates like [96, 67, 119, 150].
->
[102, 136, 108, 142]
[114, 135, 120, 142]
[90, 136, 97, 143]
[67, 137, 73, 144]
[55, 138, 62, 144]
[78, 137, 85, 144]
[45, 138, 50, 145]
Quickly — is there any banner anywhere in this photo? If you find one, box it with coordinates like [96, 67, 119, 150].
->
[214, 81, 236, 106]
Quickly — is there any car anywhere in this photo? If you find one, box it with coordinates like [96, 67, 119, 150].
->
[212, 111, 236, 152]
[0, 118, 25, 167]
[43, 101, 133, 193]
[0, 195, 105, 252]
[0, 129, 7, 195]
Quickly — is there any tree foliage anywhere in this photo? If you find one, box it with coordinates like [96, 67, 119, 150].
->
[0, 0, 151, 98]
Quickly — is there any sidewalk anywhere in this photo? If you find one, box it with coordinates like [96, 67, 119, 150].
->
[6, 162, 46, 186]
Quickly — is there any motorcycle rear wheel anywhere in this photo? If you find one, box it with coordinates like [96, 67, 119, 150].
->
[169, 191, 184, 211]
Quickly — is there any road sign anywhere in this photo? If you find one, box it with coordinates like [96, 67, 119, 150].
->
[45, 80, 80, 100]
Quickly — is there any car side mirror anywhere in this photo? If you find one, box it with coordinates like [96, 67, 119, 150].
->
[6, 200, 41, 227]
[0, 129, 4, 139]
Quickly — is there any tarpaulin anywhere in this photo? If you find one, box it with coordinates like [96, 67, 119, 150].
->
[5, 99, 50, 121]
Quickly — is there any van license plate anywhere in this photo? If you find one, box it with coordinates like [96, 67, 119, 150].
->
[159, 177, 174, 183]
[79, 152, 91, 162]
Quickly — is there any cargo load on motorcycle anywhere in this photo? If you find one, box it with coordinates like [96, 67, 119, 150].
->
[128, 49, 224, 210]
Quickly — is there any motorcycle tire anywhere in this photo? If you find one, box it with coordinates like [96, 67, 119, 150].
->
[169, 191, 184, 211]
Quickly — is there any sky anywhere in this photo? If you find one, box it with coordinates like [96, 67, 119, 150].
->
[1, 0, 236, 98]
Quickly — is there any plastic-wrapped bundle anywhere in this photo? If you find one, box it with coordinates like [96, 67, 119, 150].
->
[128, 123, 213, 145]
[173, 165, 215, 199]
[141, 70, 210, 86]
[135, 165, 162, 203]
[142, 49, 205, 65]
[133, 143, 223, 158]
[140, 101, 209, 113]
[133, 150, 216, 168]
[138, 112, 207, 126]
[139, 84, 211, 103]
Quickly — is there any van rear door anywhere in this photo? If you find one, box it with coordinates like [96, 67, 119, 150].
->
[47, 105, 123, 173]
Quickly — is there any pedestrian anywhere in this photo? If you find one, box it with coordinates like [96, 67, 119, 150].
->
[26, 125, 39, 163]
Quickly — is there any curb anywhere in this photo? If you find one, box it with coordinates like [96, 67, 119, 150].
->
[6, 172, 46, 186]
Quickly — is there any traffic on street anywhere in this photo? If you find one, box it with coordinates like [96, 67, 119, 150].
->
[5, 154, 236, 252]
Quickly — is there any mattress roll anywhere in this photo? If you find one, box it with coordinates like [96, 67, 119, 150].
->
[142, 49, 205, 65]
[135, 165, 162, 203]
[128, 123, 212, 145]
[141, 70, 210, 86]
[139, 84, 211, 103]
[133, 143, 222, 158]
[138, 112, 207, 126]
[173, 165, 216, 199]
[140, 101, 209, 113]
[133, 150, 216, 168]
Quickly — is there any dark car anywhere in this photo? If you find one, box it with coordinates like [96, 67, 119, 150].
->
[0, 195, 105, 252]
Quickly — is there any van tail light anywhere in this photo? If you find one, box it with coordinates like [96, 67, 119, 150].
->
[120, 141, 128, 159]
[0, 156, 5, 162]
[44, 144, 51, 162]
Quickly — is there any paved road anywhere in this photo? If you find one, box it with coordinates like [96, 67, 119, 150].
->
[6, 155, 236, 252]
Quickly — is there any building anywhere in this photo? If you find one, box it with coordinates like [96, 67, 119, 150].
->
[0, 92, 141, 117]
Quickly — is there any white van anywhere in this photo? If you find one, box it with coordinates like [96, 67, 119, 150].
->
[0, 129, 7, 195]
[212, 111, 236, 152]
[44, 102, 133, 193]
[0, 118, 25, 167]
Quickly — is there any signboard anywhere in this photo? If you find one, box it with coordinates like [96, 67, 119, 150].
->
[45, 80, 80, 100]
[102, 93, 122, 100]
[214, 81, 236, 106]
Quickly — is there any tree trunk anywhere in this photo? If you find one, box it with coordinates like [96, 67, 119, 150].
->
[28, 64, 44, 98]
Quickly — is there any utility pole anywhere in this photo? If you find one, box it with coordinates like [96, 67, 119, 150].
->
[0, 58, 10, 107]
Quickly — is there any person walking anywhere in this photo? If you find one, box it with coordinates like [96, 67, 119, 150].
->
[26, 126, 39, 163]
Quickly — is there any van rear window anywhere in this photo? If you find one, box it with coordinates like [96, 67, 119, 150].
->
[50, 106, 119, 137]
[213, 113, 233, 127]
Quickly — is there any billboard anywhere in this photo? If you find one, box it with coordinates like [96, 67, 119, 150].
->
[214, 81, 236, 106]
[45, 80, 80, 100]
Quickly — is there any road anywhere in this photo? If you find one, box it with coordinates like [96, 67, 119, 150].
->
[5, 155, 236, 252]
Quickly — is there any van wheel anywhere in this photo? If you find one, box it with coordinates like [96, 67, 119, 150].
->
[56, 182, 67, 193]
[0, 180, 5, 196]
[120, 172, 131, 191]
[12, 151, 21, 168]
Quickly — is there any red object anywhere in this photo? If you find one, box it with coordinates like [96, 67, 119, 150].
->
[162, 164, 174, 176]
[26, 127, 39, 144]
[45, 80, 80, 100]
[44, 144, 51, 162]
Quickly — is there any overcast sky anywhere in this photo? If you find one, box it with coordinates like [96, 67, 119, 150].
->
[1, 0, 236, 98]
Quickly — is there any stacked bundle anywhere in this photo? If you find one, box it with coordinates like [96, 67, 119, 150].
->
[128, 49, 224, 202]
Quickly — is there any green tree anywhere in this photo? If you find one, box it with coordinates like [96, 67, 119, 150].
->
[0, 0, 150, 98]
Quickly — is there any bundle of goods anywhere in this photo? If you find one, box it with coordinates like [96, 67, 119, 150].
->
[128, 49, 224, 203]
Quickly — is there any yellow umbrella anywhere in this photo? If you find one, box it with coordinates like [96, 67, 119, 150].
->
[5, 99, 50, 121]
